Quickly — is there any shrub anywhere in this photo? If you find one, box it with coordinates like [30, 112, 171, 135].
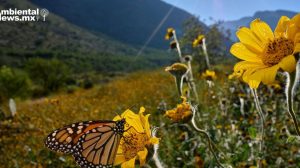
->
[0, 66, 31, 102]
[25, 58, 70, 95]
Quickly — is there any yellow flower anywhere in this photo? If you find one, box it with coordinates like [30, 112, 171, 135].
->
[231, 14, 300, 88]
[113, 107, 159, 168]
[192, 35, 205, 47]
[269, 81, 282, 91]
[228, 71, 243, 80]
[201, 70, 217, 81]
[216, 125, 222, 129]
[165, 27, 174, 40]
[165, 97, 192, 122]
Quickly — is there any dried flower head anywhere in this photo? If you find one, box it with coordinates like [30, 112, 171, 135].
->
[165, 27, 175, 40]
[202, 70, 217, 81]
[165, 63, 188, 77]
[165, 97, 192, 122]
[192, 35, 205, 48]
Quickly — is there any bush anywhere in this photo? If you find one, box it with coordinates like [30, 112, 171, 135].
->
[65, 85, 78, 94]
[25, 58, 70, 95]
[0, 66, 31, 102]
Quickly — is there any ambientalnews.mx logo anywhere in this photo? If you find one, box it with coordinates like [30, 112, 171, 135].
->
[0, 8, 49, 22]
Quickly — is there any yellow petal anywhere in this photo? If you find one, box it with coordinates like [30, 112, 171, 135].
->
[228, 72, 242, 80]
[138, 107, 150, 135]
[230, 43, 262, 62]
[113, 113, 123, 121]
[236, 27, 264, 54]
[114, 154, 126, 166]
[139, 107, 145, 114]
[274, 16, 290, 37]
[122, 109, 144, 132]
[234, 61, 266, 72]
[243, 69, 262, 83]
[295, 33, 300, 44]
[143, 114, 151, 137]
[287, 14, 300, 40]
[121, 157, 136, 168]
[248, 65, 279, 85]
[291, 13, 300, 28]
[287, 23, 299, 41]
[137, 148, 148, 166]
[294, 43, 300, 55]
[248, 80, 261, 89]
[242, 64, 266, 83]
[150, 137, 160, 144]
[250, 19, 274, 43]
[279, 55, 296, 73]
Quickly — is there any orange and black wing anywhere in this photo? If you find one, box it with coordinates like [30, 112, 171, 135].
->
[45, 120, 115, 154]
[73, 122, 122, 168]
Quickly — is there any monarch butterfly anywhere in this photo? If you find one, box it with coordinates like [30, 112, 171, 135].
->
[45, 118, 126, 168]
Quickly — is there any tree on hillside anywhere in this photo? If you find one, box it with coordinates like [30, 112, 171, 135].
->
[179, 17, 231, 72]
[25, 58, 70, 95]
[0, 66, 30, 102]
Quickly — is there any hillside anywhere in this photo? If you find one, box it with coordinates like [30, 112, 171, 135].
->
[29, 0, 207, 49]
[220, 10, 298, 41]
[0, 0, 174, 72]
[0, 0, 139, 55]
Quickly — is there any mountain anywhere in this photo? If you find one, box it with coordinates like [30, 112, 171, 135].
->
[0, 0, 143, 55]
[29, 0, 206, 49]
[220, 10, 298, 41]
[0, 0, 174, 72]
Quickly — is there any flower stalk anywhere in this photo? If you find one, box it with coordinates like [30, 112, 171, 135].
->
[185, 57, 199, 103]
[152, 127, 164, 168]
[292, 53, 300, 96]
[250, 89, 265, 168]
[175, 75, 184, 96]
[191, 107, 225, 168]
[172, 29, 183, 61]
[172, 29, 199, 103]
[285, 71, 300, 136]
[201, 38, 211, 69]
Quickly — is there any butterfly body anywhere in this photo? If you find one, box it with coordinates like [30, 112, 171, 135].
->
[45, 119, 126, 168]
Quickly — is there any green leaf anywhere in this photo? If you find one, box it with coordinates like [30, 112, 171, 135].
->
[248, 127, 257, 139]
[286, 135, 298, 143]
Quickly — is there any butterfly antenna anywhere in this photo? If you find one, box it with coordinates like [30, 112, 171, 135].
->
[127, 104, 137, 110]
[125, 126, 145, 135]
[119, 104, 138, 120]
[113, 111, 122, 119]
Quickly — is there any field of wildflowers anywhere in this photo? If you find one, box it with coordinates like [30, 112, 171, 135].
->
[1, 13, 300, 168]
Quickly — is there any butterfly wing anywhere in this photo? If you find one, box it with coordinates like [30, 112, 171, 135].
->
[74, 122, 122, 168]
[45, 120, 115, 154]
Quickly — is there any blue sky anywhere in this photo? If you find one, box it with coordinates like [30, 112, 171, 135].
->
[163, 0, 300, 24]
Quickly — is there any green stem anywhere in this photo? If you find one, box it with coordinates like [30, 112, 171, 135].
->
[250, 89, 264, 168]
[191, 107, 225, 168]
[286, 72, 300, 136]
[201, 38, 211, 69]
[152, 127, 164, 168]
[173, 30, 199, 103]
[172, 30, 183, 61]
[175, 76, 183, 96]
[187, 61, 199, 103]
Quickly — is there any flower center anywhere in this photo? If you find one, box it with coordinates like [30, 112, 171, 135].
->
[262, 37, 294, 66]
[121, 132, 148, 160]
